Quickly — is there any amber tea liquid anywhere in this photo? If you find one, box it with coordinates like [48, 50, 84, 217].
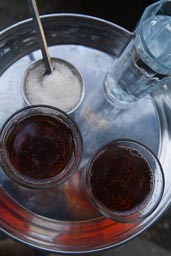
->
[89, 144, 154, 212]
[6, 115, 76, 179]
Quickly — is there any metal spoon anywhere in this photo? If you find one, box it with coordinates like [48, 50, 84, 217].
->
[28, 0, 53, 74]
[22, 0, 85, 114]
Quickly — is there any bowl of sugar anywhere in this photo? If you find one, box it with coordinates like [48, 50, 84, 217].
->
[22, 58, 85, 114]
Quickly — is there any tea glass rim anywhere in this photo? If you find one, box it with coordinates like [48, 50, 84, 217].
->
[0, 104, 83, 189]
[86, 139, 165, 223]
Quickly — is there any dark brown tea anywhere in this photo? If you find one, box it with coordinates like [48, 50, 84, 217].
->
[5, 115, 75, 180]
[89, 144, 154, 212]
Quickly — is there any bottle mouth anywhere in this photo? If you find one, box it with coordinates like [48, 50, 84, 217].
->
[136, 1, 171, 75]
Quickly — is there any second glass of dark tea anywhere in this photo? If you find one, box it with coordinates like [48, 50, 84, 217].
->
[86, 139, 164, 222]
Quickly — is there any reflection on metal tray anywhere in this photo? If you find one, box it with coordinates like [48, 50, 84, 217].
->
[0, 14, 171, 255]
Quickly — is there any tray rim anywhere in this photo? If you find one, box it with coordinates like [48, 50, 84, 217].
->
[0, 13, 131, 36]
[0, 13, 170, 254]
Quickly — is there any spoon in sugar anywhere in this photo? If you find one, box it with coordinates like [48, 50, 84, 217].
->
[22, 0, 85, 114]
[28, 0, 53, 75]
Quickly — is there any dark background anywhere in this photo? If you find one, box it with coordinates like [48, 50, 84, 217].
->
[0, 0, 156, 31]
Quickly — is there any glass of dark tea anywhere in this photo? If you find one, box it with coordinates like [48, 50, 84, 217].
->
[0, 105, 82, 189]
[86, 139, 164, 222]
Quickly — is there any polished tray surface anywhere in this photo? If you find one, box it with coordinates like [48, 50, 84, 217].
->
[0, 14, 171, 254]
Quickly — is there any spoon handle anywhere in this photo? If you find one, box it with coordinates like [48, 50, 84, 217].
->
[28, 0, 53, 74]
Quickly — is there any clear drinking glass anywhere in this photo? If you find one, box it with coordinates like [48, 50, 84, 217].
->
[104, 0, 171, 106]
[86, 139, 164, 223]
[0, 105, 83, 189]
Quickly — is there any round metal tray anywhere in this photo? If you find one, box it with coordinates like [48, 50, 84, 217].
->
[0, 14, 171, 255]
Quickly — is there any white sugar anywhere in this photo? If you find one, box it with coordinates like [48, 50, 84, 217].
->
[25, 60, 83, 112]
